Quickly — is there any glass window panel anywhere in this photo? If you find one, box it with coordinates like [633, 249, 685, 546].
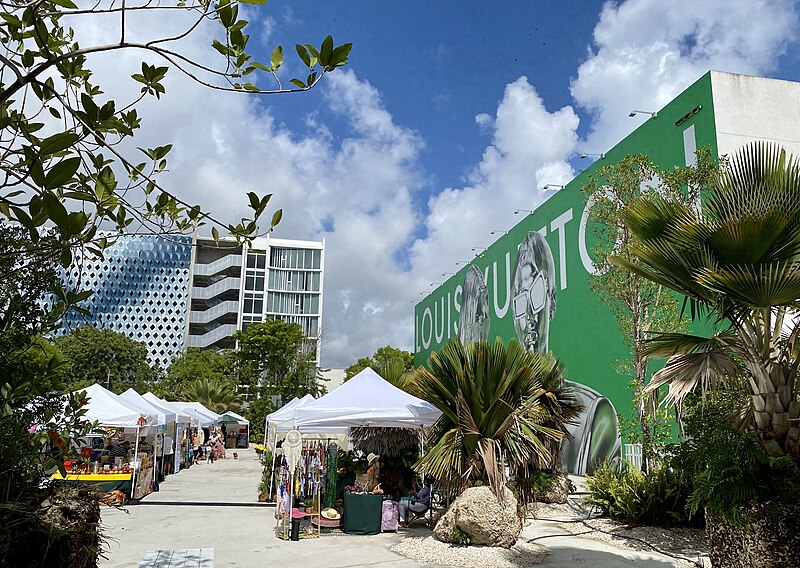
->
[253, 299, 263, 313]
[255, 276, 265, 290]
[245, 276, 255, 290]
[244, 299, 253, 313]
[246, 255, 256, 268]
[256, 255, 266, 269]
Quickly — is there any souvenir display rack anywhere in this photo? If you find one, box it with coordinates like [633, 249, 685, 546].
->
[275, 434, 324, 540]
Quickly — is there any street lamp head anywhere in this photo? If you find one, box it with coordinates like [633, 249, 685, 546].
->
[542, 184, 565, 191]
[629, 110, 657, 118]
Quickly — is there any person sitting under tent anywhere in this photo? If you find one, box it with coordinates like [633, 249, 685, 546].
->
[399, 475, 434, 527]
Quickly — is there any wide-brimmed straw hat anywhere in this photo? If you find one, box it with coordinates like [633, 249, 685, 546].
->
[321, 507, 341, 520]
[367, 453, 380, 465]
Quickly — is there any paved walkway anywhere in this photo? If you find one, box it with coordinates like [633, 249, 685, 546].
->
[99, 446, 686, 568]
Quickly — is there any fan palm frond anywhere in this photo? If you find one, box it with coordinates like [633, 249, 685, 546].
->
[412, 338, 581, 504]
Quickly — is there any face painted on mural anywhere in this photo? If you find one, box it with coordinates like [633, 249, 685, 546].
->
[510, 231, 620, 475]
[459, 264, 490, 345]
[512, 232, 557, 354]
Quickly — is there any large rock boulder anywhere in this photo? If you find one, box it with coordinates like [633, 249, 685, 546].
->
[433, 486, 521, 548]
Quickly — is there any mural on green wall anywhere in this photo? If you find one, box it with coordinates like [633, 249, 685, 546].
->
[414, 72, 719, 475]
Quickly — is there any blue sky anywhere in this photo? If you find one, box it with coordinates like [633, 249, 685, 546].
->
[83, 0, 800, 367]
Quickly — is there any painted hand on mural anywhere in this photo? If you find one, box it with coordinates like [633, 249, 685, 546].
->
[560, 382, 621, 475]
[511, 232, 557, 355]
[458, 264, 490, 346]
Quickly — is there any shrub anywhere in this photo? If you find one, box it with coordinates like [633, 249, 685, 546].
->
[585, 460, 698, 527]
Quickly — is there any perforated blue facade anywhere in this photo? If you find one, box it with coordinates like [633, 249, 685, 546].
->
[58, 235, 192, 367]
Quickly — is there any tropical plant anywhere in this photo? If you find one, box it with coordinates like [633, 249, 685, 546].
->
[581, 151, 720, 471]
[344, 346, 415, 381]
[413, 338, 581, 505]
[613, 142, 800, 465]
[181, 378, 240, 414]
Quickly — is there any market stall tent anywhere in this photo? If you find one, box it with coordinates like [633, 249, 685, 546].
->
[118, 389, 167, 426]
[292, 367, 441, 430]
[170, 401, 221, 425]
[77, 383, 157, 427]
[222, 411, 249, 424]
[142, 393, 196, 426]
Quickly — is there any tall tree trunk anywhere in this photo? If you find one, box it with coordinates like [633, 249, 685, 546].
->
[748, 362, 800, 462]
[634, 354, 654, 473]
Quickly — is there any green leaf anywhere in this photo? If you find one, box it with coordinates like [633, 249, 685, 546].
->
[238, 0, 266, 4]
[289, 78, 306, 89]
[270, 45, 284, 70]
[216, 0, 234, 29]
[40, 132, 79, 156]
[295, 44, 311, 68]
[211, 39, 231, 56]
[247, 192, 260, 210]
[60, 247, 73, 267]
[42, 191, 69, 228]
[44, 157, 80, 190]
[329, 43, 352, 67]
[250, 62, 271, 73]
[271, 209, 282, 227]
[50, 0, 78, 8]
[211, 227, 220, 242]
[242, 83, 260, 92]
[319, 35, 334, 67]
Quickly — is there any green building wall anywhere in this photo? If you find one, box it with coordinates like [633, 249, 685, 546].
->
[414, 72, 719, 474]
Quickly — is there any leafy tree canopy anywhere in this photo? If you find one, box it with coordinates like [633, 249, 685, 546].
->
[580, 150, 720, 469]
[56, 326, 156, 393]
[234, 319, 316, 403]
[344, 345, 414, 380]
[0, 0, 351, 326]
[160, 347, 235, 397]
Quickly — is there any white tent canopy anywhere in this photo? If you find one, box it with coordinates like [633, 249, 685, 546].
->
[140, 391, 192, 424]
[293, 367, 441, 430]
[77, 383, 157, 428]
[266, 396, 300, 424]
[268, 394, 328, 433]
[222, 411, 249, 425]
[169, 402, 220, 426]
[142, 393, 193, 426]
[119, 389, 167, 426]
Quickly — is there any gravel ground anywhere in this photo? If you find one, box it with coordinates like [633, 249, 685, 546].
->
[391, 535, 547, 567]
[533, 502, 709, 568]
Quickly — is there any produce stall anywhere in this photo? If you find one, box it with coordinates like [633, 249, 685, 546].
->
[52, 384, 160, 503]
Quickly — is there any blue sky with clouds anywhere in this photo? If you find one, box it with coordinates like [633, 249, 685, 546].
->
[81, 0, 800, 367]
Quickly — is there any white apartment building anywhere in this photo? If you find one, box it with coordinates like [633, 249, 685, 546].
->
[184, 235, 325, 364]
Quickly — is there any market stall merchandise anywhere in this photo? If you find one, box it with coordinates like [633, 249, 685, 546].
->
[221, 411, 250, 448]
[52, 384, 160, 503]
[275, 431, 322, 541]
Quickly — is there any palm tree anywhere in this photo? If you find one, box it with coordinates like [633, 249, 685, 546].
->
[614, 142, 800, 463]
[182, 378, 240, 414]
[413, 338, 580, 503]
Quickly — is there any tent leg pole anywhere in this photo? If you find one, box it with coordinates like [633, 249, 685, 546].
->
[131, 424, 140, 500]
[267, 426, 277, 501]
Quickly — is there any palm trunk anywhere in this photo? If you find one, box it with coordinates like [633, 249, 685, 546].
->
[749, 362, 800, 461]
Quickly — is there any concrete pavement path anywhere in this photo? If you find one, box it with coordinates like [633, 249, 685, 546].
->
[99, 446, 686, 568]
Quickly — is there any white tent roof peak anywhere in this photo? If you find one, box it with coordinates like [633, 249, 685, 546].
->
[77, 383, 157, 428]
[293, 367, 441, 430]
[119, 388, 168, 426]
